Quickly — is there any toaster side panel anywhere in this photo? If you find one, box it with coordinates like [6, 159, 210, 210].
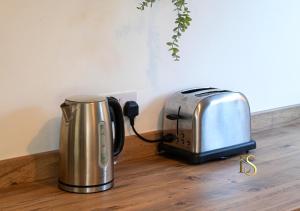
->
[194, 92, 251, 153]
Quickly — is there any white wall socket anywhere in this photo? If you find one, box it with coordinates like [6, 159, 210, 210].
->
[109, 91, 137, 108]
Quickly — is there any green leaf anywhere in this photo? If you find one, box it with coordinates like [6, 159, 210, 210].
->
[137, 0, 191, 61]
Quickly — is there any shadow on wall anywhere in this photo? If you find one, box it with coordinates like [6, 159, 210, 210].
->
[28, 117, 61, 154]
[28, 117, 61, 184]
[0, 107, 61, 160]
[142, 94, 166, 131]
[0, 108, 61, 186]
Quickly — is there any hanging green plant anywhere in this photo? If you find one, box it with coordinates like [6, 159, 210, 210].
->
[137, 0, 192, 61]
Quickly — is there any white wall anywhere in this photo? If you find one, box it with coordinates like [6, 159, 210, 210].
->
[1, 0, 300, 160]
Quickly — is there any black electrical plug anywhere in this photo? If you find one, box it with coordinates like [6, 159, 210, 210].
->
[123, 101, 176, 143]
[123, 101, 139, 126]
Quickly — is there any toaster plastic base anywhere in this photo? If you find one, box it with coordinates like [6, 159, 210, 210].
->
[158, 140, 256, 164]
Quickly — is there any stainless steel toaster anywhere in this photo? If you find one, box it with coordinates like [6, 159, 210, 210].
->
[158, 87, 256, 163]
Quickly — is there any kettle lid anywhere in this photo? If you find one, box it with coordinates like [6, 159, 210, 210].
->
[65, 95, 106, 103]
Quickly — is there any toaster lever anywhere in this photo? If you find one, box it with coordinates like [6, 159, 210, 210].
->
[166, 114, 182, 120]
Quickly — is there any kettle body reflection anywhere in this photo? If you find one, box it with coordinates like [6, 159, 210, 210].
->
[58, 96, 124, 193]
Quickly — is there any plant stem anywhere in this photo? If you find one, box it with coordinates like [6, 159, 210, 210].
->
[138, 0, 191, 61]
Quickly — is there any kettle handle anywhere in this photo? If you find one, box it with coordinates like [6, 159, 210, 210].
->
[108, 97, 125, 157]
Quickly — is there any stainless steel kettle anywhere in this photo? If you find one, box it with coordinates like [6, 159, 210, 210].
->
[58, 95, 125, 193]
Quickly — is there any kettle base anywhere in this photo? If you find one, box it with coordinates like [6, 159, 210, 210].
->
[58, 180, 113, 193]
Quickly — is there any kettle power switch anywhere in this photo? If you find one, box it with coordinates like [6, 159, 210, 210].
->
[98, 121, 108, 166]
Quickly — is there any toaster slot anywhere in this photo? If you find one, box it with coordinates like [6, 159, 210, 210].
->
[195, 90, 230, 97]
[181, 88, 215, 94]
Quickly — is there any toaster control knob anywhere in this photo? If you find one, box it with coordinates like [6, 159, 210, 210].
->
[187, 140, 191, 146]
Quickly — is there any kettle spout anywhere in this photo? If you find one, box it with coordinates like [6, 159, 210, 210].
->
[61, 102, 72, 122]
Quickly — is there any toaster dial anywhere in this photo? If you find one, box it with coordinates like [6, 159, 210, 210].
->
[176, 130, 192, 149]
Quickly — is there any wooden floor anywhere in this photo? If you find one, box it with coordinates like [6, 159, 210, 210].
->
[0, 123, 300, 211]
